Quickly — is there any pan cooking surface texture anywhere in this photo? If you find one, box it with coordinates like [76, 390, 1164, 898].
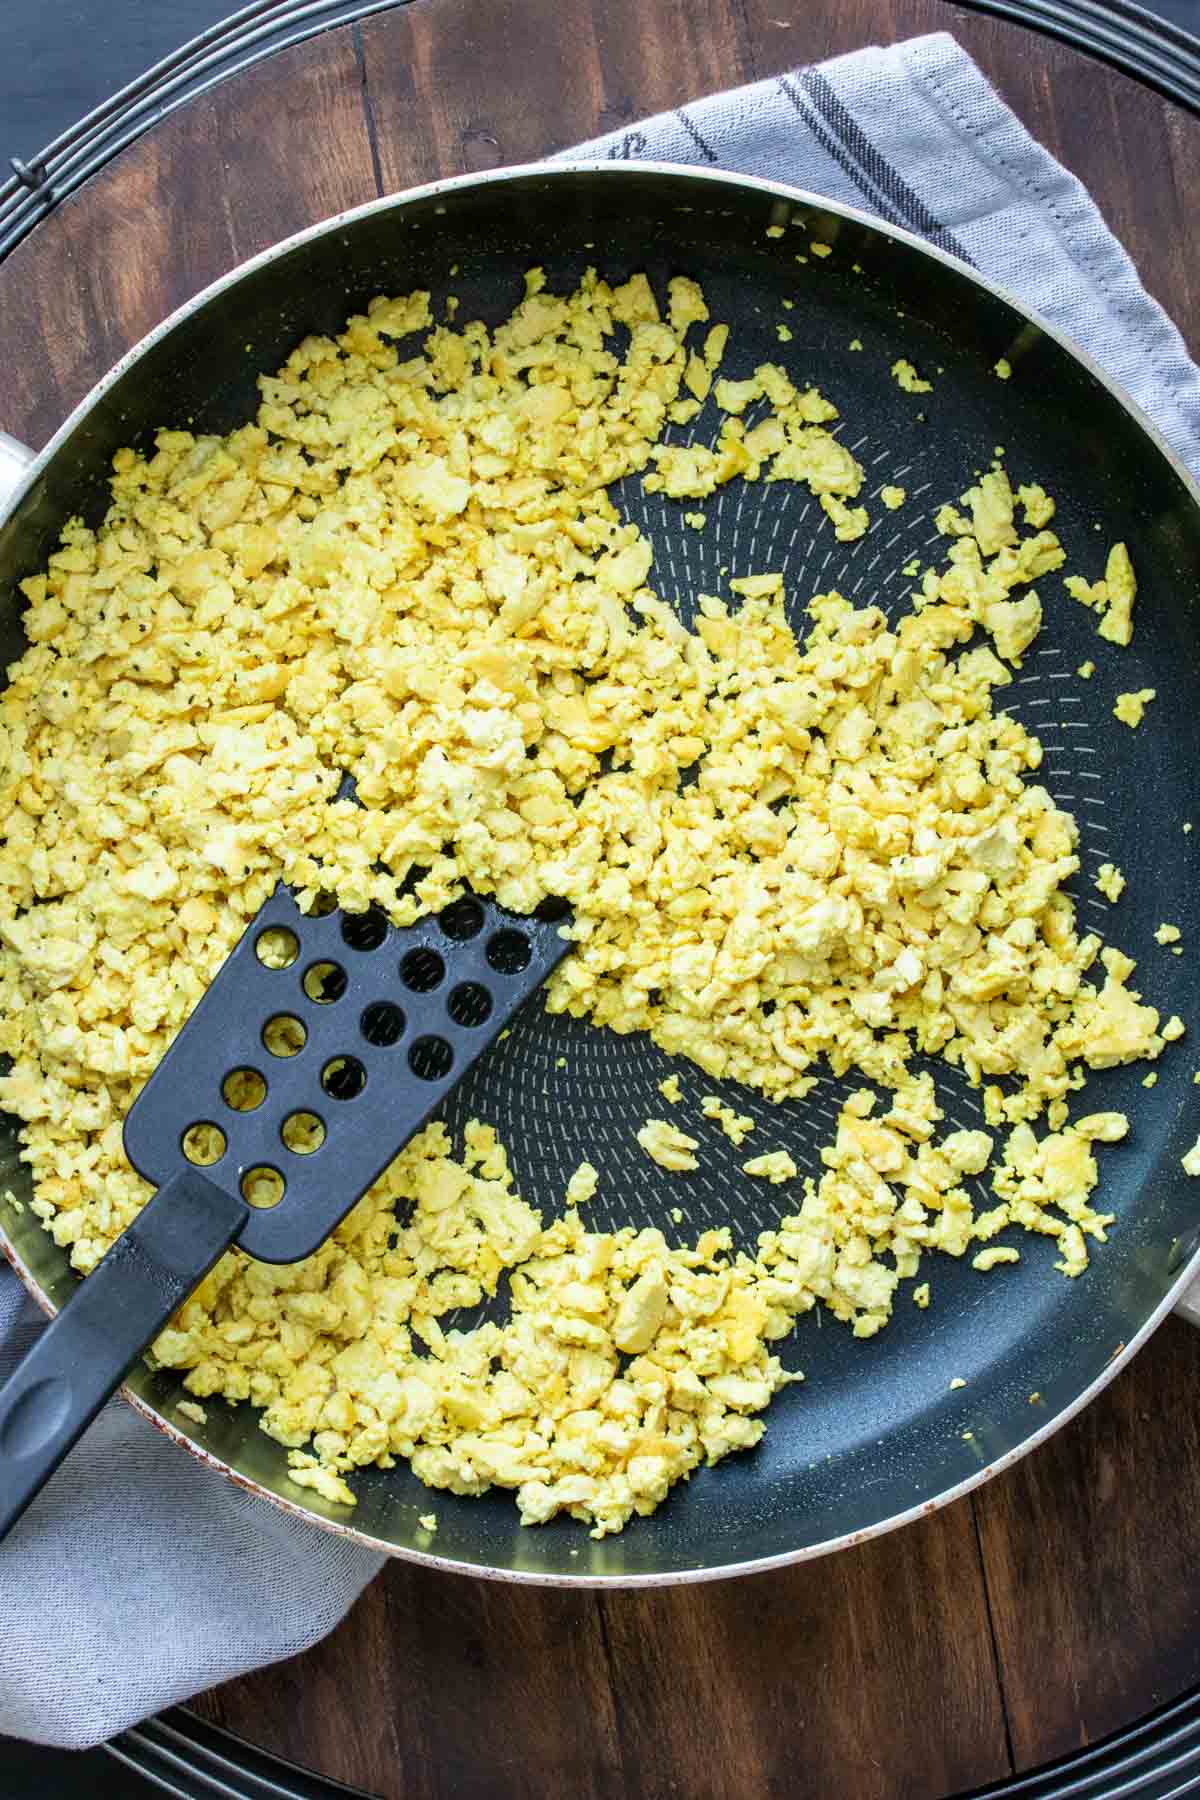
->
[3, 171, 1200, 1577]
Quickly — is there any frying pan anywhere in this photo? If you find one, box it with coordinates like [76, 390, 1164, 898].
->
[3, 162, 1200, 1586]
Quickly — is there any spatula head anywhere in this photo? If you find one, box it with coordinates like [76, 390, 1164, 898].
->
[123, 887, 572, 1263]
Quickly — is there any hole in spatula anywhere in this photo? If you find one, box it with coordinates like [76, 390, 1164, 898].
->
[486, 929, 531, 974]
[182, 1122, 226, 1166]
[242, 1166, 285, 1209]
[360, 1000, 405, 1047]
[255, 927, 299, 969]
[400, 947, 445, 992]
[281, 1111, 326, 1155]
[534, 896, 571, 924]
[438, 896, 485, 941]
[321, 1055, 366, 1100]
[222, 1067, 266, 1111]
[447, 982, 492, 1027]
[408, 1036, 454, 1081]
[263, 1015, 306, 1058]
[307, 892, 338, 916]
[303, 961, 347, 1004]
[340, 908, 388, 953]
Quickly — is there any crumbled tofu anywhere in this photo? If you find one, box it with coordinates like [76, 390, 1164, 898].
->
[810, 241, 832, 258]
[949, 1377, 966, 1390]
[658, 1074, 683, 1105]
[913, 1284, 930, 1308]
[1095, 864, 1126, 902]
[565, 1162, 599, 1207]
[880, 485, 906, 510]
[1114, 689, 1155, 728]
[742, 1151, 798, 1184]
[972, 1246, 1021, 1271]
[1155, 923, 1181, 945]
[176, 1401, 208, 1426]
[683, 512, 706, 529]
[994, 358, 1012, 379]
[1065, 543, 1137, 644]
[701, 1096, 755, 1146]
[776, 325, 793, 343]
[417, 1513, 437, 1532]
[1077, 660, 1095, 679]
[820, 493, 870, 540]
[849, 338, 863, 351]
[892, 358, 932, 393]
[1162, 1016, 1186, 1042]
[1183, 1137, 1200, 1177]
[637, 1120, 699, 1171]
[1018, 484, 1055, 528]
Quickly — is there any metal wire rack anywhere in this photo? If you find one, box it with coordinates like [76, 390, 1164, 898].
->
[104, 1682, 1200, 1798]
[0, 0, 407, 262]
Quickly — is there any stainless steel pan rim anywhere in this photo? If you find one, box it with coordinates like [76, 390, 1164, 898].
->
[3, 158, 1199, 1586]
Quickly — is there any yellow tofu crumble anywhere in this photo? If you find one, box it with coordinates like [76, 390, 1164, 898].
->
[1095, 863, 1126, 903]
[0, 267, 1178, 1538]
[1064, 543, 1137, 645]
[1113, 688, 1155, 728]
[637, 1120, 700, 1172]
[700, 1097, 755, 1146]
[891, 358, 932, 394]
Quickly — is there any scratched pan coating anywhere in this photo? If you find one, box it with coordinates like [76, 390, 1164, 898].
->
[3, 165, 1200, 1584]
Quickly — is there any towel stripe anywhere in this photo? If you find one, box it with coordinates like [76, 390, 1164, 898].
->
[674, 107, 720, 165]
[776, 73, 907, 231]
[782, 67, 973, 266]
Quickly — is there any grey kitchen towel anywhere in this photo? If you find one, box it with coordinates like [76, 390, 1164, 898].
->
[4, 26, 1200, 1753]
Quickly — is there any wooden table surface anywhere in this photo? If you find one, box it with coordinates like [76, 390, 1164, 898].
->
[4, 1, 1200, 1794]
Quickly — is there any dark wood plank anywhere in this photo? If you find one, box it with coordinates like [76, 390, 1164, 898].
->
[974, 1316, 1200, 1769]
[358, 0, 755, 188]
[0, 25, 378, 448]
[597, 1505, 1009, 1800]
[190, 1502, 1009, 1800]
[192, 1565, 627, 1800]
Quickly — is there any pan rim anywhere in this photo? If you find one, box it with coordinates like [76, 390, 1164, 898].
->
[3, 156, 1199, 1585]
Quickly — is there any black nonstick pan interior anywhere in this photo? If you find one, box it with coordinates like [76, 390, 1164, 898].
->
[3, 165, 1200, 1582]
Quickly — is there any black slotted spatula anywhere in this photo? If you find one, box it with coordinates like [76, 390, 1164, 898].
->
[0, 886, 571, 1539]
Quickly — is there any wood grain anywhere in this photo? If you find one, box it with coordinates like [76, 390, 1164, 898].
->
[975, 1316, 1200, 1767]
[0, 26, 377, 448]
[192, 1500, 1009, 1799]
[5, 0, 1200, 1793]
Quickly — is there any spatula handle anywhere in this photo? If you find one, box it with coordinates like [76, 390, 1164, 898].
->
[0, 1170, 247, 1541]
